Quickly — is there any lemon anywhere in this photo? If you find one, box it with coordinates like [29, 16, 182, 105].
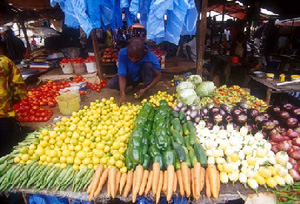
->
[120, 166, 127, 173]
[14, 157, 21, 163]
[66, 156, 74, 164]
[73, 164, 80, 171]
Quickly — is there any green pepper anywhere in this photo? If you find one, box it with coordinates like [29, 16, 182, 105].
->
[155, 130, 170, 151]
[128, 147, 143, 164]
[142, 144, 148, 155]
[131, 136, 141, 147]
[142, 154, 150, 169]
[149, 145, 161, 158]
[149, 134, 155, 146]
[159, 100, 168, 106]
[163, 150, 175, 167]
[152, 154, 164, 170]
[125, 157, 133, 170]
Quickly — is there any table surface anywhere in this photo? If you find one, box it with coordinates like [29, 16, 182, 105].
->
[250, 75, 300, 92]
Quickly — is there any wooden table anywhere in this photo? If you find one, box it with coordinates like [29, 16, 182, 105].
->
[250, 75, 300, 104]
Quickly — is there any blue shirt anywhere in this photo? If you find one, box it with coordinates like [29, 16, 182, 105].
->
[118, 46, 161, 82]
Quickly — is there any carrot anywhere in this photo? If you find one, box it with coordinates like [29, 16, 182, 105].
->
[156, 171, 163, 204]
[138, 170, 149, 196]
[119, 173, 127, 195]
[93, 168, 109, 198]
[123, 170, 133, 197]
[152, 162, 160, 195]
[205, 169, 211, 198]
[109, 166, 117, 198]
[167, 165, 175, 202]
[191, 168, 195, 199]
[145, 171, 153, 195]
[200, 166, 205, 192]
[216, 169, 220, 196]
[162, 171, 168, 195]
[207, 164, 219, 199]
[89, 164, 104, 199]
[87, 180, 94, 195]
[176, 170, 184, 196]
[115, 171, 121, 196]
[132, 165, 144, 203]
[194, 163, 201, 200]
[173, 173, 177, 193]
[107, 177, 111, 197]
[181, 162, 191, 197]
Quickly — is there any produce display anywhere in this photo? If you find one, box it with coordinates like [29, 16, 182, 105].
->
[141, 91, 177, 108]
[101, 48, 118, 63]
[273, 181, 300, 203]
[150, 48, 165, 61]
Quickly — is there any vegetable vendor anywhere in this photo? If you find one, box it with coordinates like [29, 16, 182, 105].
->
[107, 38, 161, 104]
[0, 41, 27, 157]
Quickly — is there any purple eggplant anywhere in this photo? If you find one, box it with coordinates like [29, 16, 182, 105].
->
[237, 102, 248, 109]
[262, 120, 276, 131]
[224, 115, 233, 123]
[286, 117, 299, 128]
[236, 114, 248, 124]
[283, 103, 294, 111]
[210, 107, 220, 115]
[233, 123, 241, 130]
[206, 122, 214, 130]
[202, 115, 210, 122]
[220, 104, 231, 113]
[201, 108, 209, 116]
[279, 110, 290, 119]
[232, 107, 242, 116]
[272, 105, 281, 114]
[272, 119, 280, 127]
[276, 125, 287, 133]
[213, 113, 223, 124]
[262, 131, 268, 139]
[262, 112, 271, 119]
[255, 114, 268, 124]
[206, 103, 214, 110]
[247, 108, 260, 119]
[292, 108, 300, 117]
[219, 109, 227, 116]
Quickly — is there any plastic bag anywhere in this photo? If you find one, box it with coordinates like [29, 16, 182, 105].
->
[136, 197, 153, 204]
[160, 196, 188, 204]
[28, 194, 68, 204]
[71, 199, 93, 204]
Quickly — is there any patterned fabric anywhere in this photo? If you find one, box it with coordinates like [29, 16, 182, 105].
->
[0, 55, 27, 118]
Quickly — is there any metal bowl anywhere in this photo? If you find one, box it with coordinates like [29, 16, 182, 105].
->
[253, 71, 266, 78]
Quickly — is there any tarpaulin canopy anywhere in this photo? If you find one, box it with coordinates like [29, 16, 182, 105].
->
[276, 17, 300, 27]
[50, 0, 198, 45]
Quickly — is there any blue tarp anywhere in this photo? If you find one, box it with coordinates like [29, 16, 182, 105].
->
[51, 0, 198, 45]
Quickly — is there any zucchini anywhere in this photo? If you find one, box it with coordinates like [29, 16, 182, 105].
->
[188, 149, 198, 166]
[183, 146, 192, 168]
[172, 142, 186, 162]
[194, 142, 208, 167]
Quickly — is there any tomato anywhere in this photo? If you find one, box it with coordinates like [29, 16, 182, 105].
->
[96, 88, 101, 93]
[80, 90, 86, 95]
[48, 101, 56, 108]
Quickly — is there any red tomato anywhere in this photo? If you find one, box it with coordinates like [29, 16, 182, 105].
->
[80, 90, 86, 95]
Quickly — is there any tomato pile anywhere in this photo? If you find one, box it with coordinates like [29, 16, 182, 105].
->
[60, 58, 72, 65]
[14, 81, 71, 122]
[72, 57, 85, 64]
[86, 79, 107, 93]
[150, 48, 165, 61]
[101, 48, 118, 63]
[85, 56, 96, 63]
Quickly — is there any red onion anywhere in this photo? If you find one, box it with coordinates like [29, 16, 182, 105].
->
[283, 136, 290, 141]
[289, 169, 300, 181]
[292, 137, 300, 147]
[290, 149, 300, 160]
[286, 129, 299, 138]
[289, 158, 297, 165]
[271, 145, 279, 154]
[270, 132, 284, 143]
[278, 140, 292, 151]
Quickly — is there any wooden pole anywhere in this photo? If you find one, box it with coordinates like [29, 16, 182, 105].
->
[196, 0, 208, 77]
[91, 29, 103, 79]
[19, 21, 31, 50]
[218, 3, 225, 54]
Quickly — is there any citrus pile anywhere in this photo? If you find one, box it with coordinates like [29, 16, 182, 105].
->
[142, 91, 177, 108]
[14, 97, 141, 172]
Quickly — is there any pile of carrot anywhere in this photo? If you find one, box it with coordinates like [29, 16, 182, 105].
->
[87, 163, 220, 202]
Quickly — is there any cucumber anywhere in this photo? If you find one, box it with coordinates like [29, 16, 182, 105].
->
[178, 111, 186, 122]
[182, 123, 189, 136]
[194, 142, 208, 167]
[182, 146, 192, 168]
[188, 149, 198, 166]
[172, 130, 184, 145]
[171, 110, 179, 118]
[189, 131, 197, 145]
[171, 118, 182, 134]
[184, 136, 191, 148]
[172, 142, 186, 162]
[186, 121, 195, 132]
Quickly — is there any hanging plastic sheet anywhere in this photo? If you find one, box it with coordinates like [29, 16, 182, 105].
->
[164, 0, 189, 45]
[139, 0, 151, 27]
[181, 7, 198, 35]
[100, 0, 123, 31]
[120, 0, 130, 9]
[129, 0, 139, 16]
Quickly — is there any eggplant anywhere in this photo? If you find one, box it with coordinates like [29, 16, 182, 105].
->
[255, 114, 268, 124]
[220, 104, 231, 113]
[224, 115, 233, 123]
[247, 124, 254, 133]
[186, 115, 191, 121]
[202, 115, 210, 122]
[174, 106, 180, 112]
[275, 125, 287, 133]
[190, 109, 199, 119]
[247, 108, 260, 119]
[191, 105, 197, 110]
[272, 119, 280, 126]
[283, 103, 294, 111]
[219, 109, 227, 116]
[181, 106, 187, 112]
[262, 112, 270, 119]
[206, 103, 214, 110]
[286, 117, 299, 128]
[206, 122, 214, 130]
[202, 108, 209, 116]
[232, 123, 241, 130]
[272, 105, 281, 114]
[177, 102, 183, 109]
[194, 116, 201, 123]
[210, 107, 220, 115]
[262, 120, 276, 131]
[237, 102, 248, 109]
[236, 114, 248, 124]
[292, 108, 300, 117]
[232, 107, 242, 116]
[279, 110, 290, 119]
[213, 113, 223, 124]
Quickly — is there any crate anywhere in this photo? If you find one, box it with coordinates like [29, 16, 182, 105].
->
[102, 62, 117, 75]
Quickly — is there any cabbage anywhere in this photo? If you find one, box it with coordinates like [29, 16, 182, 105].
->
[178, 88, 198, 106]
[196, 81, 215, 97]
[176, 81, 194, 93]
[186, 75, 202, 87]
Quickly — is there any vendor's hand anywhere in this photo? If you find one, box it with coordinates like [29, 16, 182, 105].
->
[119, 94, 126, 105]
[135, 88, 146, 98]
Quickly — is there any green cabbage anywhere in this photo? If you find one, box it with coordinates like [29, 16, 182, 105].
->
[195, 81, 215, 97]
[176, 81, 194, 93]
[186, 75, 202, 87]
[178, 88, 198, 106]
